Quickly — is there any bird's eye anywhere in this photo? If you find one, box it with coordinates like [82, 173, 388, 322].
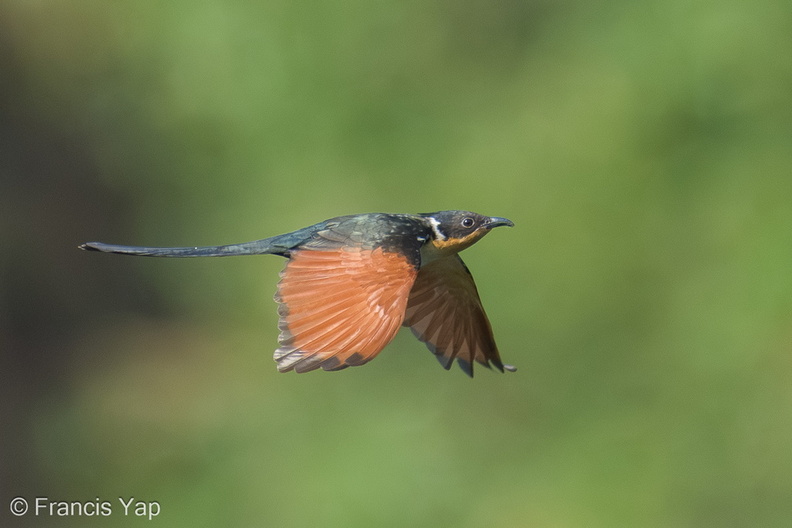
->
[461, 217, 475, 228]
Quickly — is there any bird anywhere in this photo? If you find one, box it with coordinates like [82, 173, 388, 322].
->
[80, 210, 516, 376]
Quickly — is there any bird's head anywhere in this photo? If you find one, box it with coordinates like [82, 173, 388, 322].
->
[421, 210, 513, 255]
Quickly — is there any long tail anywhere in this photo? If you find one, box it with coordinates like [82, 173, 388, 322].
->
[79, 237, 285, 257]
[80, 220, 332, 258]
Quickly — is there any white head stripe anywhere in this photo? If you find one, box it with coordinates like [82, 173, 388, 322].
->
[427, 217, 446, 241]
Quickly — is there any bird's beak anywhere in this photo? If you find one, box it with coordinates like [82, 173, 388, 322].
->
[484, 216, 514, 229]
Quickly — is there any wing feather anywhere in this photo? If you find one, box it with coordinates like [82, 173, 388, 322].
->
[274, 246, 418, 373]
[403, 255, 507, 376]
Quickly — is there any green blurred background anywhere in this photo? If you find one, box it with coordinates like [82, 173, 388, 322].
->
[2, 0, 791, 526]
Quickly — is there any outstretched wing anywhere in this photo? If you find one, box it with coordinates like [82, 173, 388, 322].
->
[274, 246, 418, 373]
[403, 255, 506, 376]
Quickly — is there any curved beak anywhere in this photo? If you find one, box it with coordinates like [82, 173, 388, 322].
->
[484, 216, 514, 229]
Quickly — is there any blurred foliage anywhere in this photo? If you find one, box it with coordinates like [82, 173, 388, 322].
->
[2, 0, 792, 526]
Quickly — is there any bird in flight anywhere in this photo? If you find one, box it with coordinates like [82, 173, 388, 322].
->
[80, 210, 515, 376]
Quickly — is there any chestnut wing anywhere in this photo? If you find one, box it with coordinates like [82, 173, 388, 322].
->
[403, 255, 506, 376]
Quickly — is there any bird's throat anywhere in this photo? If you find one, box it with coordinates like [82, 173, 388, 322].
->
[420, 230, 486, 265]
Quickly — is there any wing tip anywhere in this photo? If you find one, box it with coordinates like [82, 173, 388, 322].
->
[457, 358, 474, 377]
[274, 347, 373, 373]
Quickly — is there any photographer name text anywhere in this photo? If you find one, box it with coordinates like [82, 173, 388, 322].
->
[10, 496, 160, 520]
